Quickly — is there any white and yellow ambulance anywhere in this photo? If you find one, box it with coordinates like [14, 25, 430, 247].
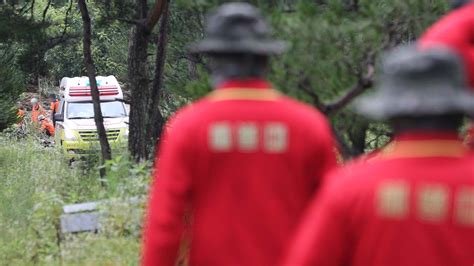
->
[54, 76, 129, 157]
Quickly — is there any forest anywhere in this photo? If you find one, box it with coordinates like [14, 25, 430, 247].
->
[0, 0, 454, 264]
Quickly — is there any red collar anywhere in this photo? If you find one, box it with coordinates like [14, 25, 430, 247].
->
[217, 79, 273, 90]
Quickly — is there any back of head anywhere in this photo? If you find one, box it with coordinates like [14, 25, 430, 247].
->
[390, 114, 464, 134]
[355, 45, 474, 133]
[208, 53, 270, 86]
[450, 0, 472, 9]
[188, 2, 286, 86]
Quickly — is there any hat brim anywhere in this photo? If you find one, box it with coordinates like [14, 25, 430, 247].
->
[188, 39, 287, 55]
[354, 86, 474, 119]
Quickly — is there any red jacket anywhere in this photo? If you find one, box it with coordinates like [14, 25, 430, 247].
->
[419, 3, 474, 90]
[142, 79, 338, 266]
[283, 132, 474, 266]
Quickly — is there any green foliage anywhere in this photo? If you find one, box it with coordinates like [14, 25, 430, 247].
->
[101, 153, 152, 197]
[266, 0, 448, 154]
[0, 0, 452, 152]
[0, 0, 465, 264]
[0, 136, 90, 263]
[60, 234, 140, 265]
[0, 52, 25, 130]
[0, 135, 152, 264]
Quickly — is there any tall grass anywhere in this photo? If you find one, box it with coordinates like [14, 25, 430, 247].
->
[0, 133, 151, 265]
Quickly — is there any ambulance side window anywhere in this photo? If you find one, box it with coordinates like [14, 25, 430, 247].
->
[209, 122, 288, 153]
[59, 100, 65, 115]
[55, 100, 65, 122]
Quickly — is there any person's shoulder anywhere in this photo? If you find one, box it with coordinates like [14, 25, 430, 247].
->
[280, 96, 323, 114]
[279, 96, 329, 125]
[323, 158, 387, 196]
[165, 98, 210, 132]
[462, 151, 474, 167]
[442, 2, 474, 20]
[461, 2, 474, 13]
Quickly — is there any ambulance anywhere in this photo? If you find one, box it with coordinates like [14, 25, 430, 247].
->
[54, 76, 129, 157]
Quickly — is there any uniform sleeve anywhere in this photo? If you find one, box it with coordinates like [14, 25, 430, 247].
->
[282, 178, 352, 266]
[419, 5, 474, 89]
[142, 117, 194, 266]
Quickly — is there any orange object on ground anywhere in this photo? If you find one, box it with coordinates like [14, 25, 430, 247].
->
[40, 119, 55, 136]
[16, 109, 25, 124]
[283, 132, 474, 266]
[142, 79, 338, 266]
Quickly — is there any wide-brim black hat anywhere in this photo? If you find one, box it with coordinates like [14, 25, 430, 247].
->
[189, 39, 287, 55]
[354, 45, 474, 119]
[188, 2, 287, 55]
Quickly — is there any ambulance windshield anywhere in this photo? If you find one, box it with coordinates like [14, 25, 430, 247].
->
[67, 101, 127, 119]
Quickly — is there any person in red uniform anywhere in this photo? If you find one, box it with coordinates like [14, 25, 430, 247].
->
[141, 3, 338, 266]
[283, 46, 474, 266]
[419, 1, 474, 148]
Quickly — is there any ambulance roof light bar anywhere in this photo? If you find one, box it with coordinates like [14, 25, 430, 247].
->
[60, 76, 123, 102]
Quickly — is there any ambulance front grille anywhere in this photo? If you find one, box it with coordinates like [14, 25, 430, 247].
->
[79, 129, 120, 141]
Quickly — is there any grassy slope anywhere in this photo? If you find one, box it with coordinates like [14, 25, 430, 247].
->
[0, 135, 149, 265]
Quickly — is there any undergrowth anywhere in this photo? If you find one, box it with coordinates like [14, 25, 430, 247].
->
[0, 130, 152, 265]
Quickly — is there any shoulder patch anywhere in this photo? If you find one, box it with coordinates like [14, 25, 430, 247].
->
[455, 186, 474, 226]
[376, 180, 409, 219]
[263, 123, 288, 153]
[209, 122, 232, 152]
[417, 184, 449, 222]
[237, 123, 259, 152]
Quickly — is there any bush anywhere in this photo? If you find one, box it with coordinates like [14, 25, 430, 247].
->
[0, 135, 152, 265]
[0, 54, 25, 131]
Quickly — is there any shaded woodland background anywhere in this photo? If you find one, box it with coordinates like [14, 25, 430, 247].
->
[0, 0, 450, 159]
[0, 1, 456, 264]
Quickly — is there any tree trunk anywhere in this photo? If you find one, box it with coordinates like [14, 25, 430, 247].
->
[78, 0, 112, 177]
[348, 120, 368, 156]
[146, 0, 170, 158]
[127, 0, 167, 162]
[128, 0, 151, 161]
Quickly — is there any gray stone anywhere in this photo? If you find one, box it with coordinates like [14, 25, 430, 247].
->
[60, 212, 101, 233]
[63, 201, 99, 214]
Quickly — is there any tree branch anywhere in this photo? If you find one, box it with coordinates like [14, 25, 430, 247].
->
[146, 0, 170, 157]
[118, 18, 144, 27]
[78, 0, 112, 177]
[30, 0, 35, 19]
[45, 32, 81, 50]
[296, 76, 328, 113]
[41, 0, 52, 23]
[144, 0, 166, 32]
[325, 64, 374, 113]
[61, 0, 73, 38]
